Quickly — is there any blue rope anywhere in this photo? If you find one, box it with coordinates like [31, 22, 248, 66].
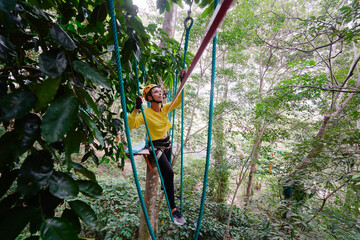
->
[134, 59, 174, 222]
[180, 16, 193, 214]
[194, 0, 218, 238]
[107, 1, 156, 238]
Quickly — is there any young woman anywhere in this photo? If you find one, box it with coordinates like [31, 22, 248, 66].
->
[128, 72, 186, 226]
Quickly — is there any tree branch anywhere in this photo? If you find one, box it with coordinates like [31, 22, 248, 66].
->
[270, 85, 360, 93]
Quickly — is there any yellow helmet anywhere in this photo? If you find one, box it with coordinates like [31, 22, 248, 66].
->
[143, 84, 160, 101]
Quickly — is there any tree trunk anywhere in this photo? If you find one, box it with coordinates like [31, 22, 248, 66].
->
[142, 5, 178, 234]
[245, 141, 261, 200]
[139, 162, 159, 239]
[159, 5, 178, 48]
[212, 52, 230, 218]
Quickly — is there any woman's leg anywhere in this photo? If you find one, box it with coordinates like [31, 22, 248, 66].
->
[156, 149, 176, 209]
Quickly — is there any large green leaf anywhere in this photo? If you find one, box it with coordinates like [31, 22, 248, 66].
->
[129, 16, 147, 37]
[41, 95, 79, 144]
[0, 91, 36, 121]
[0, 114, 41, 171]
[36, 189, 63, 219]
[64, 130, 81, 167]
[49, 171, 79, 199]
[58, 4, 76, 25]
[17, 150, 54, 197]
[80, 110, 104, 146]
[40, 217, 79, 240]
[13, 113, 41, 157]
[72, 162, 96, 182]
[50, 24, 77, 50]
[73, 61, 111, 90]
[0, 169, 19, 198]
[77, 180, 102, 198]
[0, 35, 17, 63]
[61, 209, 81, 234]
[0, 132, 18, 171]
[69, 200, 97, 227]
[39, 51, 67, 79]
[0, 206, 38, 240]
[29, 212, 42, 235]
[76, 87, 100, 117]
[90, 3, 107, 25]
[34, 77, 62, 111]
[64, 130, 81, 155]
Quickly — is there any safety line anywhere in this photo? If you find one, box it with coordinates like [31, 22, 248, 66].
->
[107, 0, 156, 239]
[194, 0, 219, 238]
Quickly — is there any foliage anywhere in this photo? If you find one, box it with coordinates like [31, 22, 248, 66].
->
[81, 175, 271, 240]
[0, 0, 187, 239]
[80, 177, 141, 239]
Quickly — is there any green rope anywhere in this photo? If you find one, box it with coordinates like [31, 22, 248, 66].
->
[134, 59, 174, 222]
[180, 16, 193, 214]
[107, 1, 156, 239]
[194, 0, 218, 238]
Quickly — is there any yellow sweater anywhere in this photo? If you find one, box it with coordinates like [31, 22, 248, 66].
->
[128, 92, 183, 141]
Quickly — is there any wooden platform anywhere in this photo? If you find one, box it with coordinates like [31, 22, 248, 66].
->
[125, 141, 154, 173]
[125, 141, 150, 155]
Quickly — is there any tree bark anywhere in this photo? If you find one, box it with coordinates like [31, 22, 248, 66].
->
[245, 141, 261, 200]
[139, 162, 159, 239]
[159, 5, 178, 49]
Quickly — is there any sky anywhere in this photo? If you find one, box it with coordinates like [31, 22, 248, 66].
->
[132, 0, 151, 11]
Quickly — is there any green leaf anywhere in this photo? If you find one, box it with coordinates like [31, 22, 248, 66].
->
[49, 171, 79, 199]
[59, 4, 76, 25]
[76, 87, 100, 117]
[40, 217, 79, 240]
[0, 35, 17, 63]
[129, 16, 147, 37]
[34, 77, 62, 111]
[39, 51, 67, 79]
[0, 206, 38, 240]
[50, 24, 77, 50]
[0, 91, 36, 121]
[73, 61, 111, 89]
[13, 113, 41, 157]
[0, 169, 19, 198]
[352, 174, 360, 180]
[64, 130, 81, 166]
[69, 200, 97, 227]
[0, 132, 18, 172]
[72, 162, 96, 182]
[61, 209, 81, 234]
[77, 180, 102, 198]
[80, 110, 104, 146]
[17, 150, 54, 197]
[90, 3, 107, 25]
[41, 95, 79, 143]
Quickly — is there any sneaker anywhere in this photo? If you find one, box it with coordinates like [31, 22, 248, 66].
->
[172, 210, 186, 226]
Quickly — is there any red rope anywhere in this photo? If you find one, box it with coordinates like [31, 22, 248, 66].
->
[169, 0, 235, 110]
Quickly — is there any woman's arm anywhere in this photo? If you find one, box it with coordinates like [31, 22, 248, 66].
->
[164, 91, 183, 113]
[128, 99, 144, 129]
